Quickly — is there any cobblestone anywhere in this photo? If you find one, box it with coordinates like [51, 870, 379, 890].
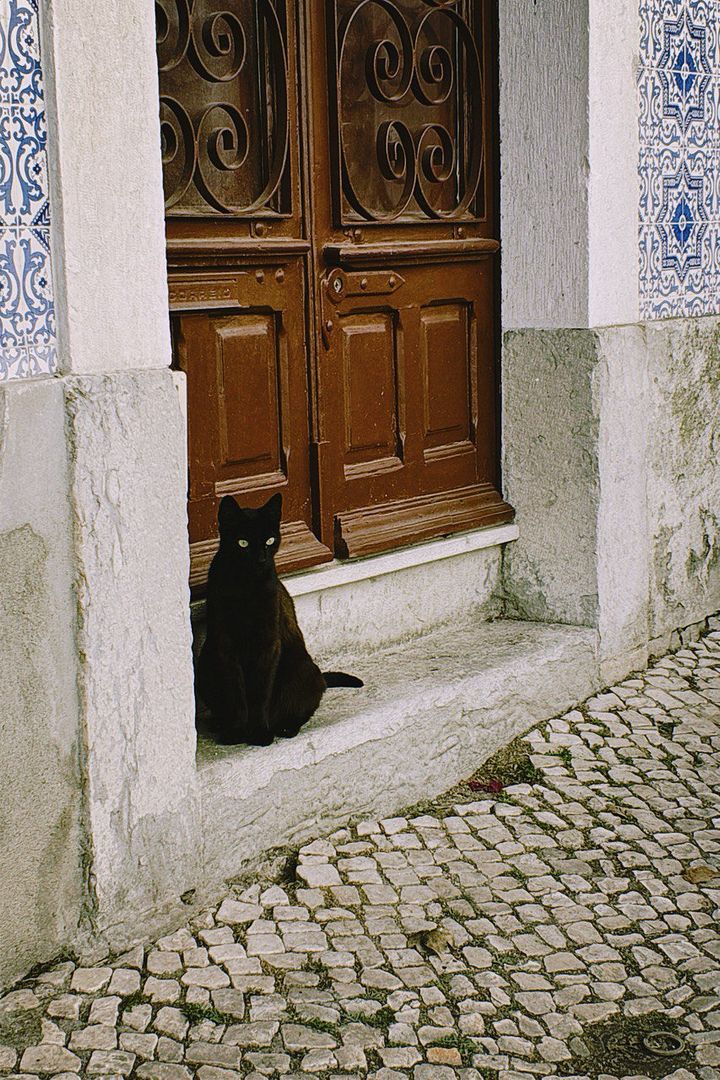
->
[3, 627, 720, 1078]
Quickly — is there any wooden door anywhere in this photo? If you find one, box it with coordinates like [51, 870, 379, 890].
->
[156, 0, 511, 591]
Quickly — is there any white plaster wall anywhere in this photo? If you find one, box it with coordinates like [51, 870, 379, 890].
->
[294, 545, 504, 662]
[41, 0, 171, 374]
[645, 317, 720, 643]
[503, 320, 720, 681]
[500, 0, 640, 330]
[503, 327, 652, 678]
[64, 371, 200, 948]
[587, 0, 640, 327]
[593, 325, 651, 679]
[33, 0, 202, 954]
[499, 0, 590, 329]
[0, 380, 83, 989]
[502, 329, 601, 626]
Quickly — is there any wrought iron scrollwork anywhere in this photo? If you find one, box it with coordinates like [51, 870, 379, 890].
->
[155, 0, 290, 216]
[334, 0, 484, 223]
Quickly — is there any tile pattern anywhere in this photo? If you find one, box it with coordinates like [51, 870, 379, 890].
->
[639, 0, 720, 318]
[1, 618, 720, 1079]
[0, 0, 56, 381]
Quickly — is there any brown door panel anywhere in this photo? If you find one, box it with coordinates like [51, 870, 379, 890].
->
[170, 261, 331, 590]
[335, 484, 512, 560]
[318, 254, 510, 557]
[307, 0, 512, 559]
[420, 301, 473, 454]
[338, 308, 404, 473]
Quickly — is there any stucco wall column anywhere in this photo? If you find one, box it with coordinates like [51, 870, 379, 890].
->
[41, 0, 201, 946]
[497, 0, 685, 681]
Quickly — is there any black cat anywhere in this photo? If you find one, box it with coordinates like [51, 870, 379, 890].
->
[196, 493, 363, 746]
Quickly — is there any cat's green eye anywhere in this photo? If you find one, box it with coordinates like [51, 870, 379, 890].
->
[237, 539, 249, 549]
[266, 537, 275, 546]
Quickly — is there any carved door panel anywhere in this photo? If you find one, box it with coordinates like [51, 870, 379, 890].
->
[171, 261, 329, 589]
[309, 0, 511, 558]
[157, 0, 333, 590]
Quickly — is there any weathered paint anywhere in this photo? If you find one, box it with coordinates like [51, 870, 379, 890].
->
[64, 370, 200, 953]
[502, 317, 720, 681]
[646, 318, 720, 645]
[0, 381, 83, 989]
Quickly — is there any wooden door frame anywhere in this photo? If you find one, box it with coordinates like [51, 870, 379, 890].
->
[157, 0, 511, 591]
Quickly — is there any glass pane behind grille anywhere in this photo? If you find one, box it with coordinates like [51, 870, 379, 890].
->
[331, 0, 485, 224]
[156, 0, 291, 217]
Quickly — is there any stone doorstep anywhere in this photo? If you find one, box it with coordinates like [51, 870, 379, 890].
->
[196, 618, 600, 884]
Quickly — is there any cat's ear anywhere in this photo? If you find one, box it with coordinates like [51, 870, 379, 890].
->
[218, 495, 243, 538]
[263, 492, 282, 523]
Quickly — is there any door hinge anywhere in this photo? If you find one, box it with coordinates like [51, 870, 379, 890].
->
[320, 269, 405, 348]
[326, 267, 405, 302]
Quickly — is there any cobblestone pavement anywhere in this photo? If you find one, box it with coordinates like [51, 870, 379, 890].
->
[3, 626, 720, 1080]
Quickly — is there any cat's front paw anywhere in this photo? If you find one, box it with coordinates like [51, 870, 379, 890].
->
[276, 724, 301, 739]
[216, 731, 245, 746]
[247, 729, 274, 747]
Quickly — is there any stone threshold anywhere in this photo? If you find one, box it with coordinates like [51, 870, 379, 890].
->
[193, 523, 516, 661]
[196, 617, 600, 887]
[283, 522, 519, 597]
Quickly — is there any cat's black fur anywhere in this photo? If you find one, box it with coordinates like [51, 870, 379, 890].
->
[196, 493, 363, 746]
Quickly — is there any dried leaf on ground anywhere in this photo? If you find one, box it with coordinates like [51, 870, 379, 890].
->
[408, 927, 455, 956]
[682, 864, 720, 884]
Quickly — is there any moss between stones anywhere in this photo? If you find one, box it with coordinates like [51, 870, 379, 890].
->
[557, 746, 574, 768]
[346, 1006, 394, 1029]
[120, 989, 145, 1012]
[181, 1000, 238, 1027]
[0, 1008, 42, 1051]
[432, 1031, 484, 1066]
[402, 736, 543, 820]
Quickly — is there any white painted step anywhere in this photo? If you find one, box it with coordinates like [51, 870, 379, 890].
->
[196, 618, 600, 884]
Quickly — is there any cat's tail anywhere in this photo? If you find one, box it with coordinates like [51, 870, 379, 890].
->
[323, 671, 364, 689]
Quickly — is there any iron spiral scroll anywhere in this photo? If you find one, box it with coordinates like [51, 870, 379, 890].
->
[335, 0, 485, 222]
[155, 0, 290, 216]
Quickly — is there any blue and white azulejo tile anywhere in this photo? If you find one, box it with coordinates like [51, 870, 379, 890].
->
[639, 0, 720, 319]
[0, 0, 56, 380]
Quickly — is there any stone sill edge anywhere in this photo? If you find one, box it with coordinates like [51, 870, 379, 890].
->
[284, 522, 520, 598]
